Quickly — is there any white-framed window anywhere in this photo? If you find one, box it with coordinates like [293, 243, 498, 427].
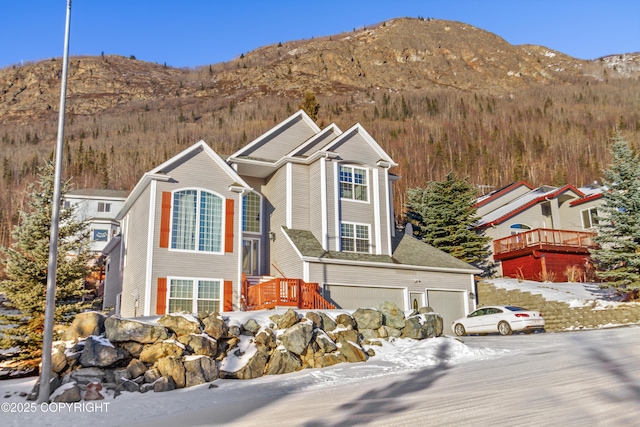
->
[581, 207, 599, 229]
[339, 165, 368, 202]
[341, 222, 371, 253]
[168, 277, 221, 314]
[242, 191, 262, 234]
[97, 202, 111, 213]
[171, 189, 223, 253]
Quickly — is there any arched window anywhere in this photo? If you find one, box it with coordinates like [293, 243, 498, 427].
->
[242, 191, 262, 233]
[171, 189, 223, 252]
[510, 223, 531, 235]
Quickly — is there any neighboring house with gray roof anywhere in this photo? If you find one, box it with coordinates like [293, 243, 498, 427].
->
[110, 111, 480, 333]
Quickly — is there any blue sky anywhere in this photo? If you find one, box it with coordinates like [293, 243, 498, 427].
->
[1, 0, 638, 69]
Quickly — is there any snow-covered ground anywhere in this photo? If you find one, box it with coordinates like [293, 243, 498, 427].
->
[1, 279, 639, 426]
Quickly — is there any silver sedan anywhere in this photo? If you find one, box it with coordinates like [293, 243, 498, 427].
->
[452, 305, 545, 336]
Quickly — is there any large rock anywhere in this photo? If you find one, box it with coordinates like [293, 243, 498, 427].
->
[51, 382, 82, 403]
[119, 341, 145, 358]
[402, 317, 427, 339]
[352, 308, 383, 330]
[315, 332, 338, 354]
[79, 336, 128, 368]
[378, 325, 402, 339]
[84, 382, 104, 401]
[51, 343, 68, 374]
[269, 308, 299, 329]
[153, 376, 177, 392]
[158, 314, 202, 337]
[314, 353, 343, 368]
[201, 313, 228, 340]
[254, 329, 277, 349]
[267, 349, 303, 375]
[333, 329, 360, 345]
[279, 322, 314, 355]
[126, 359, 147, 378]
[144, 368, 162, 384]
[63, 312, 106, 341]
[378, 301, 406, 329]
[183, 356, 219, 387]
[139, 341, 185, 364]
[242, 318, 261, 335]
[304, 312, 323, 329]
[318, 312, 337, 331]
[335, 313, 355, 329]
[105, 317, 169, 344]
[339, 341, 368, 363]
[220, 345, 270, 380]
[69, 367, 106, 385]
[178, 334, 218, 357]
[156, 356, 186, 388]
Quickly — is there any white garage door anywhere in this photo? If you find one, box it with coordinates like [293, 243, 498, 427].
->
[324, 285, 405, 310]
[427, 290, 466, 335]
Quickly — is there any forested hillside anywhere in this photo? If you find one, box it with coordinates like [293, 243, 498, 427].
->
[1, 17, 639, 250]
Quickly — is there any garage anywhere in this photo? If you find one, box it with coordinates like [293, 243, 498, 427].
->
[323, 285, 405, 310]
[427, 290, 467, 335]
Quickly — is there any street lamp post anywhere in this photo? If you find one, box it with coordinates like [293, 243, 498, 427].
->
[38, 0, 72, 404]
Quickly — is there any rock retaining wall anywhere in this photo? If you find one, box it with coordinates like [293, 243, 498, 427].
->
[478, 281, 640, 332]
[32, 302, 443, 402]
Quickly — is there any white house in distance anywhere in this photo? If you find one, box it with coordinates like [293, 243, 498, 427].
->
[65, 188, 129, 253]
[108, 111, 480, 333]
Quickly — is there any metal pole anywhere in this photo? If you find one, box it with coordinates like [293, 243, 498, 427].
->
[38, 0, 72, 404]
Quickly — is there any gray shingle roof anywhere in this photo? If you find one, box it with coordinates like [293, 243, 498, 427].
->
[282, 227, 478, 272]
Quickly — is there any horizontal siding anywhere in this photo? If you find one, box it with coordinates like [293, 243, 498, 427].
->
[309, 261, 473, 311]
[120, 185, 151, 317]
[324, 285, 404, 310]
[291, 163, 310, 230]
[245, 117, 317, 161]
[332, 131, 382, 166]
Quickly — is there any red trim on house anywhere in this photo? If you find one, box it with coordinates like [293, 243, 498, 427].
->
[570, 192, 604, 206]
[474, 180, 534, 208]
[477, 184, 585, 229]
[223, 280, 233, 311]
[225, 199, 234, 253]
[159, 192, 172, 248]
[156, 278, 167, 314]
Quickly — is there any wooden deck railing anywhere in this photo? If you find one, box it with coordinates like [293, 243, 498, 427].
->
[493, 228, 598, 256]
[245, 277, 335, 311]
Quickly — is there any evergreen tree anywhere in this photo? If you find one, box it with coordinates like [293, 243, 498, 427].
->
[405, 172, 492, 274]
[591, 133, 640, 299]
[0, 162, 90, 366]
[298, 91, 320, 122]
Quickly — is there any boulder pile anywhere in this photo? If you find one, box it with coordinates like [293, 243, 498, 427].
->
[33, 302, 443, 402]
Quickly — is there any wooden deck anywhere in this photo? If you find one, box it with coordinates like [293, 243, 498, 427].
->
[244, 276, 335, 311]
[493, 228, 597, 257]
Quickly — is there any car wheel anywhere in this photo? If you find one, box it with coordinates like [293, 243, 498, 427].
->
[523, 329, 534, 334]
[454, 323, 466, 336]
[498, 321, 512, 336]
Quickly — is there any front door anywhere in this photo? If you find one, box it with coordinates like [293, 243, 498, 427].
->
[410, 292, 425, 311]
[242, 238, 260, 275]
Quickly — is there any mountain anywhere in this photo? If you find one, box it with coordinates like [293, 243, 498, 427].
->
[0, 17, 638, 249]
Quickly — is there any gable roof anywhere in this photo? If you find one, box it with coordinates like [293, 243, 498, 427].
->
[476, 184, 585, 229]
[474, 180, 535, 208]
[228, 110, 321, 162]
[322, 123, 397, 167]
[117, 140, 250, 220]
[66, 188, 130, 200]
[282, 227, 479, 274]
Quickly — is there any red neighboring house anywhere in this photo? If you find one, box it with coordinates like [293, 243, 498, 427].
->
[475, 181, 603, 282]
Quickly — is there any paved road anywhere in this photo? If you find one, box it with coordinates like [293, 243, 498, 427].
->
[138, 326, 640, 427]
